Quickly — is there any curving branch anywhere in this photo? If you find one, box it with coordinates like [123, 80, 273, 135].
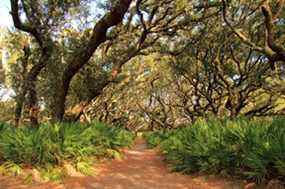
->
[53, 0, 133, 121]
[10, 0, 43, 47]
[222, 0, 285, 70]
[221, 0, 264, 53]
[261, 2, 285, 59]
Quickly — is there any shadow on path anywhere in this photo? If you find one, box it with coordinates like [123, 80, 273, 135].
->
[63, 138, 243, 189]
[0, 138, 244, 189]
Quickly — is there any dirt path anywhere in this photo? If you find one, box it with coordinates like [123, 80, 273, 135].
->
[63, 139, 244, 189]
[0, 139, 244, 189]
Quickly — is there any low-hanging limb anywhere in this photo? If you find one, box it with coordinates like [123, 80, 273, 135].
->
[222, 0, 285, 69]
[52, 0, 133, 122]
[64, 1, 185, 122]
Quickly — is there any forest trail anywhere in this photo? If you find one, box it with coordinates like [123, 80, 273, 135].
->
[0, 138, 244, 189]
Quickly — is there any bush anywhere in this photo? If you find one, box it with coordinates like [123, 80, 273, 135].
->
[145, 118, 285, 183]
[143, 130, 170, 148]
[0, 121, 135, 177]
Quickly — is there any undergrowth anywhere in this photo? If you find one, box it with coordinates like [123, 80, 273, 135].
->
[0, 121, 135, 180]
[144, 118, 285, 184]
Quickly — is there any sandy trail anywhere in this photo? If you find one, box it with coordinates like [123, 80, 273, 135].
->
[0, 139, 243, 189]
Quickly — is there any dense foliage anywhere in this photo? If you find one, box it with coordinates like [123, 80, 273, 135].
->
[145, 118, 285, 183]
[0, 0, 285, 186]
[1, 0, 285, 127]
[0, 122, 134, 179]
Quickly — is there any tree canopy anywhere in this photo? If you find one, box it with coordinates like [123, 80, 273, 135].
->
[0, 0, 284, 128]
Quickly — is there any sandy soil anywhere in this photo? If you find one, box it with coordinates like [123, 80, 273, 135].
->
[0, 139, 244, 189]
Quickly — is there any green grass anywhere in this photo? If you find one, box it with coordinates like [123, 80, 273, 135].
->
[0, 121, 135, 179]
[144, 118, 285, 184]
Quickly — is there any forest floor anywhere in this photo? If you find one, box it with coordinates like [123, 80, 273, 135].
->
[0, 138, 246, 189]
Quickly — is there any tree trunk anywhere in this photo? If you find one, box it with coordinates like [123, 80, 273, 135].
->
[26, 81, 39, 127]
[20, 45, 53, 127]
[14, 88, 26, 127]
[51, 0, 132, 122]
[14, 46, 30, 127]
[10, 0, 54, 126]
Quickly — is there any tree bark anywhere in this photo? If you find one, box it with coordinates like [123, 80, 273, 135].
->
[52, 0, 132, 122]
[10, 0, 53, 126]
[14, 46, 30, 126]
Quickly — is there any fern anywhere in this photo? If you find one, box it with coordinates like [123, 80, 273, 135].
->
[0, 121, 135, 181]
[145, 117, 285, 183]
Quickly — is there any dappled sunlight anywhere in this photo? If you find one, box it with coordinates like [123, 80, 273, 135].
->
[0, 176, 64, 189]
[0, 0, 284, 188]
[61, 139, 243, 189]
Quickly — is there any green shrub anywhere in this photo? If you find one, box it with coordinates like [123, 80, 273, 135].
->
[0, 121, 135, 177]
[144, 130, 174, 148]
[145, 118, 285, 183]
